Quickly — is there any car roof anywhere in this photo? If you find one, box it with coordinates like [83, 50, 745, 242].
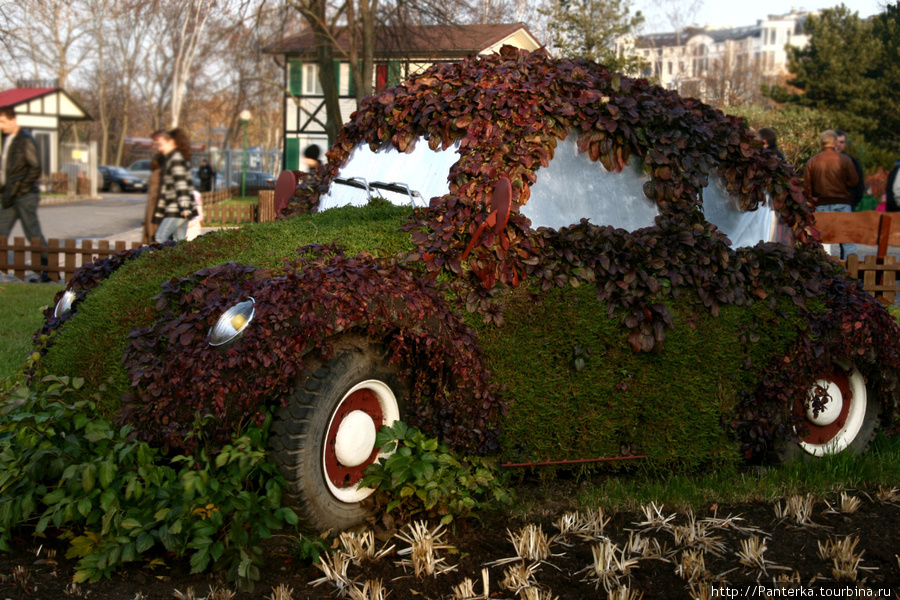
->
[323, 46, 813, 245]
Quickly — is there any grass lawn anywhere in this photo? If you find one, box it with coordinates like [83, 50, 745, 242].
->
[0, 283, 60, 381]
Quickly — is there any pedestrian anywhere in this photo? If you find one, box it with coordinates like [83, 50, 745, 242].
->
[198, 158, 215, 192]
[803, 129, 860, 259]
[0, 105, 50, 282]
[758, 127, 785, 161]
[302, 144, 321, 173]
[835, 130, 865, 210]
[142, 130, 166, 245]
[153, 128, 198, 243]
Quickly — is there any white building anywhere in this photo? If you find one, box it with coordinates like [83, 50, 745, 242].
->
[617, 9, 813, 104]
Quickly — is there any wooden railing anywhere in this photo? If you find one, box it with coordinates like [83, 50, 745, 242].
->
[814, 211, 900, 304]
[2, 190, 278, 283]
[0, 237, 143, 283]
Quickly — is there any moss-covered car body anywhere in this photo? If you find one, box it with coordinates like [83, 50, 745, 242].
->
[33, 47, 900, 530]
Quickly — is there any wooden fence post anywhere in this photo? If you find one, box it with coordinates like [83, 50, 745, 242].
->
[258, 190, 275, 222]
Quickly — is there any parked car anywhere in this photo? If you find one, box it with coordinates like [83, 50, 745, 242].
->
[38, 47, 900, 533]
[98, 165, 147, 193]
[232, 170, 275, 189]
[126, 158, 152, 183]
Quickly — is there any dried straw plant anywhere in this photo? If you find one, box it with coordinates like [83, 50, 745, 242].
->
[394, 521, 457, 578]
[577, 539, 640, 592]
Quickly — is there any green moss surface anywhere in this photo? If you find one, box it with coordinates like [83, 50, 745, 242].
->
[473, 283, 810, 470]
[41, 204, 415, 414]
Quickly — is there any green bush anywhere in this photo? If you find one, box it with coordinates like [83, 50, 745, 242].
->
[360, 421, 513, 525]
[725, 104, 832, 168]
[472, 282, 810, 471]
[727, 104, 896, 173]
[0, 376, 299, 590]
[39, 203, 415, 416]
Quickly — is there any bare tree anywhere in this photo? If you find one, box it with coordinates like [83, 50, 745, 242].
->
[700, 43, 768, 108]
[164, 0, 216, 127]
[0, 0, 93, 88]
[642, 0, 704, 43]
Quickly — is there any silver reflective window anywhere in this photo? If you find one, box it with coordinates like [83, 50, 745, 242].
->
[320, 139, 460, 210]
[702, 177, 780, 247]
[521, 136, 658, 231]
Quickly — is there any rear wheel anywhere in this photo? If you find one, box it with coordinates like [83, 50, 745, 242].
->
[269, 340, 406, 531]
[776, 361, 880, 462]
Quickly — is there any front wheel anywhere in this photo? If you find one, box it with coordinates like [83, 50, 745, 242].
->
[268, 339, 406, 531]
[777, 361, 881, 462]
[110, 182, 122, 193]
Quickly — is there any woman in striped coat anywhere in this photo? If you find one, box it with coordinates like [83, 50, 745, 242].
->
[153, 128, 197, 242]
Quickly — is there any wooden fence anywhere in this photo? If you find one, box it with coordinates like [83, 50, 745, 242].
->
[0, 237, 143, 283]
[200, 190, 274, 225]
[814, 211, 900, 304]
[1, 190, 278, 283]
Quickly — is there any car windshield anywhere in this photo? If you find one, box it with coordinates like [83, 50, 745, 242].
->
[109, 167, 131, 176]
[320, 139, 460, 210]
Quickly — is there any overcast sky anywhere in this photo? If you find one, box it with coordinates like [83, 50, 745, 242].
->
[634, 0, 885, 31]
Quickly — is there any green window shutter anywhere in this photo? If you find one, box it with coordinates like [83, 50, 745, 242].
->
[348, 63, 356, 96]
[285, 138, 300, 171]
[288, 60, 303, 95]
[387, 60, 402, 86]
[333, 60, 341, 95]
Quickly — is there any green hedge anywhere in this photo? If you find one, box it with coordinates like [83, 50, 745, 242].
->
[40, 204, 415, 416]
[473, 283, 810, 470]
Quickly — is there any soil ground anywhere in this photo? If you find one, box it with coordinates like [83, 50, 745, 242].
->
[1, 480, 898, 600]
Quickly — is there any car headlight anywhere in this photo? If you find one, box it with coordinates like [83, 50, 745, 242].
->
[208, 298, 256, 347]
[54, 290, 77, 318]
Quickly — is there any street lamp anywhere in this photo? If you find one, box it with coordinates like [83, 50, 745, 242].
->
[239, 110, 252, 198]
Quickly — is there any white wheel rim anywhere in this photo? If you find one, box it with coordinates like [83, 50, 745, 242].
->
[323, 380, 400, 503]
[798, 362, 867, 456]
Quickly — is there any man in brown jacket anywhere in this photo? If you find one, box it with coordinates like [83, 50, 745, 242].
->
[803, 129, 859, 258]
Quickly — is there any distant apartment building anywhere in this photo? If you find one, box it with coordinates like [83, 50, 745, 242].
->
[616, 9, 813, 105]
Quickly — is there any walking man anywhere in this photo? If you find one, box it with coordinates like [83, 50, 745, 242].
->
[834, 130, 865, 210]
[0, 105, 49, 282]
[803, 129, 860, 260]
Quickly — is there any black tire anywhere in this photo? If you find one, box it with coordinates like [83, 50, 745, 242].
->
[110, 182, 122, 193]
[773, 361, 881, 463]
[269, 339, 407, 531]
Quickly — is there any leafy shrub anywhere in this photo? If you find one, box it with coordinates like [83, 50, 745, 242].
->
[725, 104, 832, 168]
[0, 376, 298, 591]
[120, 246, 505, 456]
[38, 203, 415, 415]
[360, 421, 513, 525]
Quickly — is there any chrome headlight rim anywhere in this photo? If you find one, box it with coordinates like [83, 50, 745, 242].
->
[54, 289, 77, 319]
[208, 297, 256, 347]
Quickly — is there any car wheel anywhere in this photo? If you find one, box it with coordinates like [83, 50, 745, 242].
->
[269, 339, 406, 531]
[110, 182, 122, 193]
[776, 360, 881, 462]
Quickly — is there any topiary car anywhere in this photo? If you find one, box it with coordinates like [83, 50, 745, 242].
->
[35, 47, 900, 532]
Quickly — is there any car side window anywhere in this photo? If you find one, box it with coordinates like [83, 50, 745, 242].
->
[522, 136, 658, 231]
[701, 177, 782, 247]
[320, 139, 460, 211]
